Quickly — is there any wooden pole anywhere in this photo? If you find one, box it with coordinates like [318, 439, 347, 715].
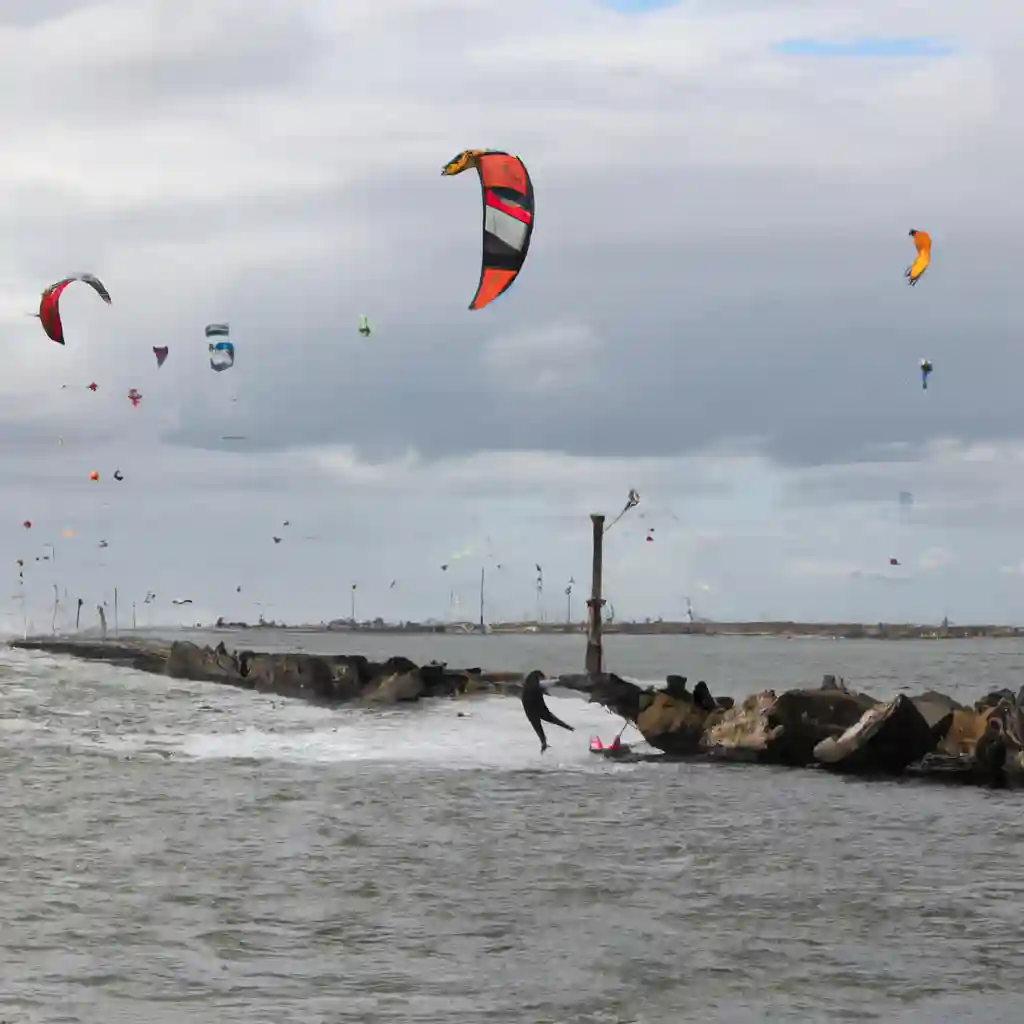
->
[51, 583, 58, 634]
[585, 514, 605, 674]
[113, 587, 119, 636]
[479, 567, 485, 630]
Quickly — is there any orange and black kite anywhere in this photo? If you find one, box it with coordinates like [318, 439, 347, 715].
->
[441, 149, 534, 310]
[35, 274, 111, 344]
[905, 229, 931, 286]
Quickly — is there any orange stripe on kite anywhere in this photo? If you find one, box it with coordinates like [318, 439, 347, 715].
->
[485, 189, 531, 224]
[471, 268, 516, 311]
[478, 155, 528, 194]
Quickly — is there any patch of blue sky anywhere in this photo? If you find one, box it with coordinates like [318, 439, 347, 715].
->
[774, 36, 956, 58]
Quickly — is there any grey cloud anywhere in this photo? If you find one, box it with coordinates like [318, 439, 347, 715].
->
[0, 4, 323, 124]
[0, 0, 84, 28]
[88, 9, 322, 110]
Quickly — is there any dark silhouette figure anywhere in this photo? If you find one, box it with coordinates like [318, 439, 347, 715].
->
[521, 669, 574, 752]
[692, 681, 719, 713]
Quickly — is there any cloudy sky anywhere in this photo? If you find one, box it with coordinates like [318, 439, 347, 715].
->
[2, 0, 1024, 632]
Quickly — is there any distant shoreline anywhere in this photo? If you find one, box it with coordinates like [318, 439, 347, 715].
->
[208, 620, 1024, 640]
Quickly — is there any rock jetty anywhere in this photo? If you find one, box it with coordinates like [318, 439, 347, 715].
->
[560, 670, 1024, 788]
[10, 637, 1023, 789]
[9, 637, 522, 704]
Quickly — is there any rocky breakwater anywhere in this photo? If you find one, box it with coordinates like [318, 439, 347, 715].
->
[10, 637, 522, 706]
[556, 670, 1024, 787]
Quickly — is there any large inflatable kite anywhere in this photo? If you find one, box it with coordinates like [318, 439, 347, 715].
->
[36, 274, 111, 344]
[905, 230, 931, 286]
[441, 149, 534, 310]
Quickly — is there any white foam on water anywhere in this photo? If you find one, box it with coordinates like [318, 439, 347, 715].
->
[96, 693, 639, 771]
[170, 694, 640, 769]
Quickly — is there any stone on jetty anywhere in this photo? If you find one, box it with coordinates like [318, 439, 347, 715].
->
[635, 691, 716, 756]
[759, 681, 879, 765]
[812, 694, 944, 775]
[702, 692, 781, 761]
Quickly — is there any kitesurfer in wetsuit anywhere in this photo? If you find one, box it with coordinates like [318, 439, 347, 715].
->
[521, 669, 574, 752]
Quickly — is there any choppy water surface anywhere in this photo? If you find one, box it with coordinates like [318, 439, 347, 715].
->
[2, 632, 1024, 1023]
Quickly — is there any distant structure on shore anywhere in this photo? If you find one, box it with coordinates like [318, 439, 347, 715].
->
[211, 615, 1024, 640]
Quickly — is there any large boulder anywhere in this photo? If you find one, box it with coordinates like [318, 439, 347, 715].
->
[363, 671, 425, 703]
[702, 692, 781, 761]
[166, 641, 244, 685]
[975, 689, 1017, 713]
[910, 690, 965, 729]
[764, 685, 878, 765]
[418, 662, 469, 698]
[937, 706, 999, 757]
[636, 692, 716, 755]
[813, 695, 944, 775]
[242, 653, 363, 702]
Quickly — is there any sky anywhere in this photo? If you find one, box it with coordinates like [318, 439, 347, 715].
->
[3, 0, 1024, 632]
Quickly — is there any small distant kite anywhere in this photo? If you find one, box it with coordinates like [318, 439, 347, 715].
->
[889, 557, 900, 566]
[273, 536, 282, 544]
[172, 598, 193, 605]
[358, 315, 371, 337]
[22, 521, 31, 529]
[920, 359, 933, 390]
[89, 471, 99, 481]
[441, 149, 534, 310]
[153, 346, 168, 368]
[113, 470, 124, 481]
[127, 388, 142, 407]
[207, 323, 234, 371]
[905, 229, 931, 286]
[88, 382, 98, 392]
[34, 274, 111, 345]
[98, 540, 108, 549]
